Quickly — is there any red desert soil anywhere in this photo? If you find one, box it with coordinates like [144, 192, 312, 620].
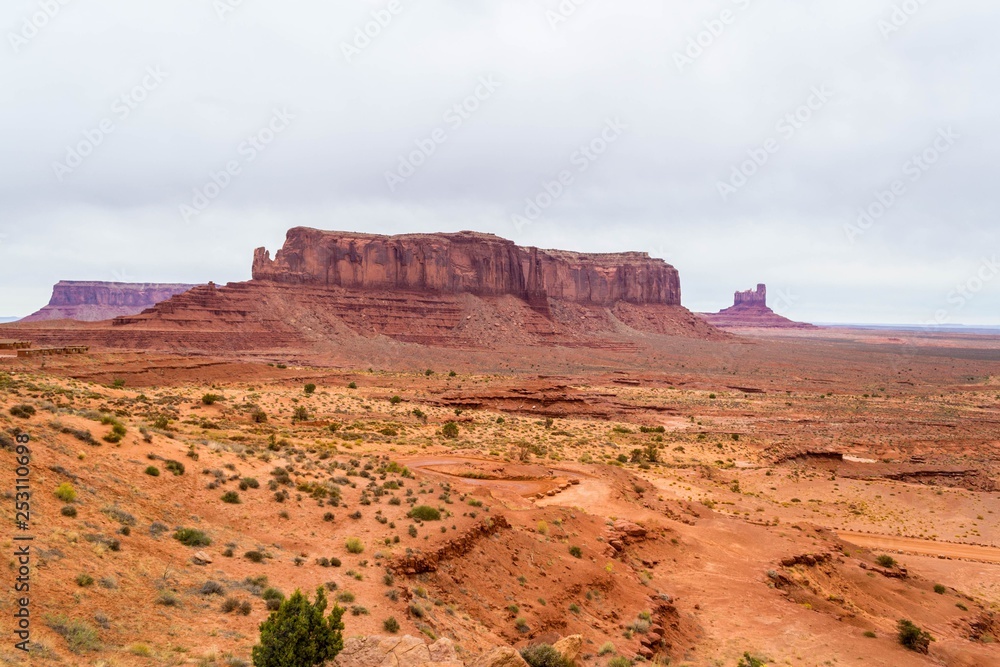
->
[1, 324, 999, 666]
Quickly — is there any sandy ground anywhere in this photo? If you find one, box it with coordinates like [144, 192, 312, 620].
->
[1, 327, 999, 666]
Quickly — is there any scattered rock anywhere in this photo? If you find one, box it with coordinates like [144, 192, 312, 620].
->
[334, 635, 458, 667]
[429, 638, 459, 663]
[780, 552, 832, 568]
[552, 635, 582, 665]
[192, 551, 212, 565]
[468, 646, 530, 667]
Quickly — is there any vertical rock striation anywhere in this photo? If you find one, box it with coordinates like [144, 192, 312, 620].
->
[251, 228, 681, 308]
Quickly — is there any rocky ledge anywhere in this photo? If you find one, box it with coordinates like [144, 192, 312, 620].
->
[332, 634, 583, 667]
[252, 228, 681, 310]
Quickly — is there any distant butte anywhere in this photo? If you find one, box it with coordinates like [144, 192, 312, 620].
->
[699, 284, 817, 329]
[21, 281, 199, 323]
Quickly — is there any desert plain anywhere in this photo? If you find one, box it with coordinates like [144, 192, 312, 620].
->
[2, 322, 999, 667]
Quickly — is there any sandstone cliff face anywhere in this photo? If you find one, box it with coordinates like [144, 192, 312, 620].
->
[733, 283, 767, 307]
[252, 228, 681, 307]
[8, 229, 725, 356]
[22, 281, 198, 322]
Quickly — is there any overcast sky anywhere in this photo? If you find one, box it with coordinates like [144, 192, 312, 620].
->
[1, 0, 998, 324]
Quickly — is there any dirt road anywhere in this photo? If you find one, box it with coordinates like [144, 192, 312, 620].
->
[838, 531, 1000, 564]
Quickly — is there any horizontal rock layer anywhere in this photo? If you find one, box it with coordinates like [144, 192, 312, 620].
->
[22, 281, 198, 322]
[252, 228, 681, 307]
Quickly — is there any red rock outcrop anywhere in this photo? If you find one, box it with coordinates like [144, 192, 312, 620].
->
[4, 229, 727, 356]
[252, 228, 681, 309]
[22, 281, 198, 322]
[391, 515, 512, 575]
[699, 284, 816, 329]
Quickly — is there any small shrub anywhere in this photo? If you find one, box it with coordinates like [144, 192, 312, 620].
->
[383, 616, 400, 633]
[569, 546, 582, 558]
[10, 404, 36, 419]
[251, 587, 345, 667]
[76, 573, 95, 587]
[245, 550, 266, 563]
[262, 587, 284, 602]
[221, 491, 241, 504]
[408, 505, 441, 521]
[898, 619, 933, 653]
[45, 615, 100, 653]
[933, 584, 947, 594]
[876, 555, 897, 568]
[129, 643, 152, 657]
[597, 642, 615, 656]
[145, 466, 160, 477]
[389, 395, 402, 405]
[304, 383, 317, 394]
[61, 505, 78, 518]
[441, 422, 459, 439]
[157, 590, 180, 606]
[202, 393, 224, 405]
[608, 658, 632, 667]
[164, 460, 185, 476]
[737, 654, 765, 667]
[348, 382, 357, 389]
[345, 538, 364, 554]
[173, 528, 211, 547]
[201, 581, 225, 596]
[54, 482, 77, 503]
[519, 644, 569, 667]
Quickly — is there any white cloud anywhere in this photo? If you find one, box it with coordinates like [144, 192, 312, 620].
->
[0, 0, 997, 323]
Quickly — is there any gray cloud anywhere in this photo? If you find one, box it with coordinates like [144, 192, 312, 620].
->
[1, 0, 998, 324]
